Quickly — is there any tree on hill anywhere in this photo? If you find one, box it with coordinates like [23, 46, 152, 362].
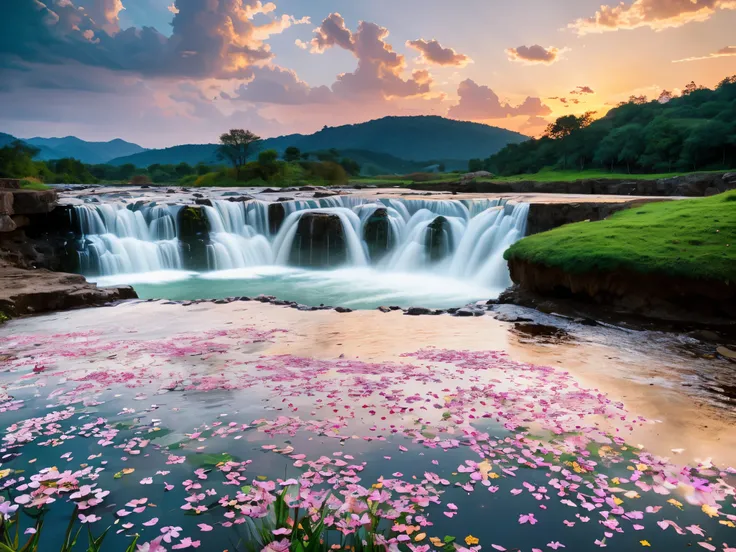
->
[217, 129, 261, 179]
[283, 146, 301, 162]
[483, 75, 736, 176]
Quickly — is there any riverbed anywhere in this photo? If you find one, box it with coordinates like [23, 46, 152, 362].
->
[1, 300, 734, 552]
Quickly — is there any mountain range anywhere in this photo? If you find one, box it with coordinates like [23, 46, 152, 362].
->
[2, 116, 528, 170]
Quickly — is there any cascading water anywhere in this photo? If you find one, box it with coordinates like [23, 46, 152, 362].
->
[71, 196, 529, 302]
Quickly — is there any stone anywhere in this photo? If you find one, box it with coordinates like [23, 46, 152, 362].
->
[704, 187, 720, 197]
[717, 346, 736, 361]
[334, 306, 352, 313]
[425, 216, 454, 262]
[0, 192, 13, 215]
[177, 206, 210, 270]
[314, 191, 339, 199]
[377, 306, 392, 313]
[363, 208, 393, 261]
[227, 196, 253, 203]
[268, 202, 286, 235]
[574, 317, 599, 326]
[10, 190, 57, 215]
[405, 307, 431, 315]
[194, 198, 213, 206]
[454, 307, 485, 317]
[288, 212, 348, 268]
[0, 215, 16, 233]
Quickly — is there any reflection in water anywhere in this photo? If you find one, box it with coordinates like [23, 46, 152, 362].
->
[1, 302, 735, 552]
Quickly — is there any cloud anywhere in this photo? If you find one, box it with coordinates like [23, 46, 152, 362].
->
[506, 45, 566, 65]
[406, 39, 472, 67]
[673, 45, 736, 62]
[0, 0, 308, 79]
[308, 13, 433, 100]
[570, 85, 595, 95]
[233, 65, 333, 104]
[569, 0, 736, 34]
[447, 79, 551, 121]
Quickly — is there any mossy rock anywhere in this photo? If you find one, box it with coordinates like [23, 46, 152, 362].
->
[288, 213, 347, 268]
[425, 216, 454, 262]
[177, 206, 211, 270]
[363, 208, 393, 261]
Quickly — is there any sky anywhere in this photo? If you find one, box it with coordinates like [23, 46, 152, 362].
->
[0, 0, 734, 148]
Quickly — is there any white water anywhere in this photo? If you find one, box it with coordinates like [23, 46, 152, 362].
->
[73, 196, 528, 291]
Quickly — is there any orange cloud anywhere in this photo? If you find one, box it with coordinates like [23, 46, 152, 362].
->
[406, 39, 472, 67]
[673, 45, 736, 62]
[448, 79, 551, 121]
[506, 45, 567, 65]
[570, 0, 736, 34]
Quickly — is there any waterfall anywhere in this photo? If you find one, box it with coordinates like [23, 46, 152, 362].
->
[73, 204, 183, 276]
[71, 196, 528, 288]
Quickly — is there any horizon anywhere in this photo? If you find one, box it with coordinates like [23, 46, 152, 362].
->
[9, 114, 530, 149]
[1, 0, 734, 148]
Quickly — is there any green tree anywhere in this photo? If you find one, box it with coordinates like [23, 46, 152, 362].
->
[641, 118, 684, 171]
[217, 129, 261, 179]
[283, 146, 301, 162]
[468, 158, 483, 172]
[0, 141, 40, 178]
[175, 162, 194, 177]
[616, 124, 646, 173]
[339, 157, 361, 176]
[682, 120, 732, 169]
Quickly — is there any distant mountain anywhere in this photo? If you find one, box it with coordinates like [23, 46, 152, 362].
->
[109, 116, 528, 168]
[25, 136, 146, 164]
[0, 132, 18, 148]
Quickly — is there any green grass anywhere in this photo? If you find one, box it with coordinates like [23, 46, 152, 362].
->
[505, 190, 736, 282]
[19, 178, 51, 190]
[481, 167, 727, 183]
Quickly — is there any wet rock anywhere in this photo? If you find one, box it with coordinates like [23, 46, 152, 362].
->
[431, 309, 446, 315]
[454, 307, 485, 317]
[334, 306, 352, 313]
[192, 193, 204, 198]
[363, 208, 393, 261]
[239, 296, 252, 301]
[425, 216, 454, 262]
[227, 196, 253, 203]
[177, 205, 210, 270]
[377, 306, 392, 313]
[494, 312, 534, 323]
[194, 198, 213, 207]
[256, 295, 276, 302]
[513, 322, 570, 342]
[288, 213, 348, 268]
[314, 191, 339, 199]
[574, 317, 599, 327]
[9, 190, 58, 215]
[261, 188, 281, 194]
[268, 202, 286, 235]
[389, 306, 402, 311]
[405, 307, 432, 316]
[277, 197, 291, 202]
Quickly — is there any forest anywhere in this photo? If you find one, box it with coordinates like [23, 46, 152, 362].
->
[472, 75, 736, 176]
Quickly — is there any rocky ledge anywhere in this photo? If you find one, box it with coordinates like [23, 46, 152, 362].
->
[505, 258, 736, 333]
[409, 172, 736, 197]
[0, 262, 137, 318]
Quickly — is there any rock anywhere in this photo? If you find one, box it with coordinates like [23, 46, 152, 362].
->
[688, 329, 720, 342]
[192, 192, 204, 198]
[377, 306, 392, 313]
[10, 215, 30, 229]
[314, 191, 339, 199]
[10, 190, 57, 215]
[194, 198, 213, 206]
[288, 213, 348, 268]
[431, 309, 446, 315]
[363, 208, 393, 261]
[0, 215, 16, 233]
[494, 312, 533, 323]
[717, 346, 736, 361]
[227, 196, 253, 203]
[256, 295, 276, 302]
[268, 202, 286, 235]
[704, 187, 720, 196]
[334, 306, 352, 313]
[177, 206, 210, 270]
[299, 186, 318, 191]
[0, 263, 137, 317]
[405, 307, 431, 315]
[425, 216, 454, 262]
[277, 197, 291, 202]
[454, 307, 485, 317]
[261, 188, 281, 194]
[574, 317, 599, 326]
[0, 192, 13, 215]
[461, 171, 494, 182]
[389, 306, 402, 311]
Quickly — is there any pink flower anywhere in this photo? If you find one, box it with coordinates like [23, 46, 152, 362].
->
[519, 513, 538, 525]
[197, 524, 213, 532]
[548, 543, 565, 550]
[78, 514, 101, 524]
[172, 538, 200, 550]
[137, 537, 167, 552]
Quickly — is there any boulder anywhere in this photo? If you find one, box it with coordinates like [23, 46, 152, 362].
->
[11, 190, 57, 214]
[314, 191, 339, 199]
[177, 206, 210, 270]
[405, 307, 431, 316]
[0, 215, 16, 233]
[0, 192, 13, 215]
[425, 216, 454, 262]
[288, 213, 348, 268]
[268, 202, 286, 235]
[363, 208, 393, 261]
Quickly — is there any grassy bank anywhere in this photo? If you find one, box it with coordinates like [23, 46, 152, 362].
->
[505, 190, 736, 282]
[483, 168, 728, 183]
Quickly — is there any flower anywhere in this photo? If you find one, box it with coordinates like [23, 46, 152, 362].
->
[79, 514, 101, 524]
[465, 535, 480, 546]
[262, 539, 290, 552]
[137, 537, 167, 552]
[0, 501, 18, 520]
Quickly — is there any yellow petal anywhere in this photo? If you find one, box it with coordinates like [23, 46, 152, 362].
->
[415, 533, 427, 542]
[465, 535, 479, 546]
[640, 540, 651, 547]
[702, 504, 720, 518]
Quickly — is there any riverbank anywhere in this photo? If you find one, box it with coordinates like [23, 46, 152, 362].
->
[504, 191, 736, 330]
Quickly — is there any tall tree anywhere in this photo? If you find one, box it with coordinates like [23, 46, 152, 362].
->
[217, 129, 261, 179]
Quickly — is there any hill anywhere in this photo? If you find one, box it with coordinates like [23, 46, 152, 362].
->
[109, 116, 527, 168]
[485, 75, 736, 176]
[25, 136, 145, 164]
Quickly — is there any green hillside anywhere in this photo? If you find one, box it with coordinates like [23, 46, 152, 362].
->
[483, 75, 736, 176]
[109, 116, 527, 167]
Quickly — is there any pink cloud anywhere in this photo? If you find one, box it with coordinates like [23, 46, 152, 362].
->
[406, 39, 472, 67]
[506, 45, 567, 65]
[448, 79, 551, 121]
